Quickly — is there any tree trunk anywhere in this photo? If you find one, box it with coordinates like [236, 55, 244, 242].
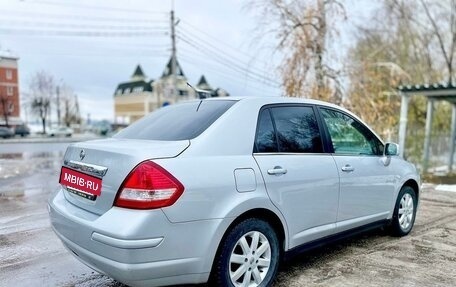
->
[42, 117, 46, 134]
[315, 0, 326, 99]
[3, 108, 8, 128]
[1, 97, 9, 127]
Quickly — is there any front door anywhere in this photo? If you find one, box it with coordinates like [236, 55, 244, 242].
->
[319, 107, 395, 233]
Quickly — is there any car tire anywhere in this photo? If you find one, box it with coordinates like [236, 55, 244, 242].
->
[210, 218, 280, 287]
[391, 186, 417, 237]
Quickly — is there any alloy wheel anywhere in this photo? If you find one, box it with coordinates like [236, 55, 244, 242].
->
[229, 231, 271, 287]
[398, 193, 414, 230]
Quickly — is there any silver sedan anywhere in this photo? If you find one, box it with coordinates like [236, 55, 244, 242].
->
[49, 97, 420, 287]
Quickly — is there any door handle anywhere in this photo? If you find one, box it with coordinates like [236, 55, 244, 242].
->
[341, 164, 355, 172]
[267, 166, 287, 175]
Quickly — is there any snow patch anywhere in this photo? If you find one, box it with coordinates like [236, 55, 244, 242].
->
[435, 184, 456, 193]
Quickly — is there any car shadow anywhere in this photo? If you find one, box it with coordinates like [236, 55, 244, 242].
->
[1, 227, 392, 287]
[158, 228, 390, 287]
[274, 228, 389, 285]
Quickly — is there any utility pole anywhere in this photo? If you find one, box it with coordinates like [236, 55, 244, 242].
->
[74, 94, 80, 124]
[170, 7, 177, 103]
[56, 85, 61, 126]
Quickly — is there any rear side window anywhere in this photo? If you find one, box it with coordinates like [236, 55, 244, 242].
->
[255, 109, 278, 153]
[115, 100, 236, 140]
[254, 106, 323, 153]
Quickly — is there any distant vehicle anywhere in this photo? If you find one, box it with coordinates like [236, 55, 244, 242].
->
[48, 126, 73, 137]
[94, 120, 112, 136]
[49, 98, 420, 287]
[14, 125, 30, 137]
[0, 127, 14, 138]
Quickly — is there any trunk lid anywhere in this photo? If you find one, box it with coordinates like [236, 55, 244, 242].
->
[60, 138, 190, 215]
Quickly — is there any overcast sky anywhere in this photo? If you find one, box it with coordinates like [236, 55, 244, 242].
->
[0, 0, 376, 122]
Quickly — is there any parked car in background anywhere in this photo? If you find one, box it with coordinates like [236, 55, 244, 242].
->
[48, 126, 73, 137]
[0, 127, 14, 138]
[95, 120, 112, 136]
[14, 125, 30, 137]
[49, 97, 420, 287]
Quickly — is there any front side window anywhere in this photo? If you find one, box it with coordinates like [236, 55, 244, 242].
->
[320, 108, 383, 155]
[254, 105, 323, 153]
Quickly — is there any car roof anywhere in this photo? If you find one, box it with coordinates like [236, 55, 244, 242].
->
[202, 96, 351, 114]
[201, 96, 384, 143]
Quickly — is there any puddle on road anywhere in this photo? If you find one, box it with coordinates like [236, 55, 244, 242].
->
[0, 190, 25, 198]
[0, 153, 23, 160]
[0, 186, 53, 199]
[0, 152, 63, 178]
[0, 152, 62, 199]
[0, 151, 65, 160]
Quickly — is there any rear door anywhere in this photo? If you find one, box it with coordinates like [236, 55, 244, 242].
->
[253, 105, 340, 249]
[318, 107, 395, 232]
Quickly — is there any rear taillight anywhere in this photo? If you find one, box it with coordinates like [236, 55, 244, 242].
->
[114, 161, 184, 209]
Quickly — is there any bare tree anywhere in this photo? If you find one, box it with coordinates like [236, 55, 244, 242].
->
[27, 71, 54, 134]
[247, 0, 346, 103]
[0, 93, 12, 127]
[345, 0, 454, 139]
[384, 0, 456, 84]
[419, 0, 456, 83]
[60, 84, 81, 127]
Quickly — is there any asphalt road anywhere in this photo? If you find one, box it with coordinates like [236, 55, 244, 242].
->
[0, 142, 455, 287]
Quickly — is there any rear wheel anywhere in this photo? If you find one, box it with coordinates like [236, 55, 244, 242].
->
[210, 218, 280, 287]
[391, 186, 417, 236]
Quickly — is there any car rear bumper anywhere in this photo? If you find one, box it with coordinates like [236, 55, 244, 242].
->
[48, 189, 224, 286]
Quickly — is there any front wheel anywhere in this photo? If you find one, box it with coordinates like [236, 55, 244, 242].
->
[391, 186, 417, 236]
[210, 218, 280, 287]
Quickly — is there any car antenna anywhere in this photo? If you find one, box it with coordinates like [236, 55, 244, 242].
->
[187, 82, 211, 99]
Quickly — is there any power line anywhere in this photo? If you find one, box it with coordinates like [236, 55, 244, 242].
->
[178, 26, 274, 78]
[180, 19, 268, 65]
[0, 20, 168, 31]
[178, 34, 277, 85]
[0, 28, 168, 38]
[19, 51, 169, 58]
[178, 34, 280, 87]
[1, 10, 167, 24]
[27, 0, 168, 15]
[179, 51, 280, 97]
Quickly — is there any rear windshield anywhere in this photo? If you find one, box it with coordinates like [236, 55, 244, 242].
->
[114, 100, 237, 141]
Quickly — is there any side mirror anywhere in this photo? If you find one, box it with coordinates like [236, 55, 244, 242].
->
[384, 142, 399, 156]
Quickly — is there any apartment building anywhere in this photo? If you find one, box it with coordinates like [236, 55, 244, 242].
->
[0, 50, 20, 126]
